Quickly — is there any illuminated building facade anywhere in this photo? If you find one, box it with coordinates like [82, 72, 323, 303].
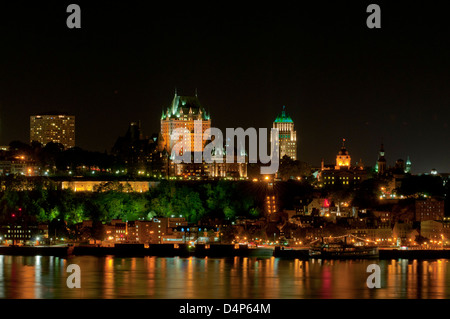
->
[160, 92, 213, 178]
[210, 160, 247, 179]
[319, 139, 367, 187]
[160, 92, 211, 155]
[30, 113, 75, 149]
[208, 137, 248, 179]
[415, 198, 445, 222]
[273, 106, 297, 160]
[335, 139, 351, 169]
[0, 222, 48, 245]
[159, 91, 247, 179]
[60, 180, 160, 192]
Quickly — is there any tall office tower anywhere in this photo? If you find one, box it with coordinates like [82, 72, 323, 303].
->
[160, 91, 211, 155]
[30, 113, 75, 149]
[273, 105, 297, 160]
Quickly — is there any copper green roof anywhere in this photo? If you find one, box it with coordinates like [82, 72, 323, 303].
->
[161, 93, 210, 120]
[274, 106, 293, 123]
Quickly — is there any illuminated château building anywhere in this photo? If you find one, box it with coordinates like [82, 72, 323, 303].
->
[319, 139, 367, 187]
[273, 106, 297, 160]
[159, 91, 210, 178]
[159, 90, 247, 179]
[160, 91, 211, 155]
[30, 113, 75, 149]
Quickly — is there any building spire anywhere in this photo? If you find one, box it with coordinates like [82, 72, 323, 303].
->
[174, 87, 177, 97]
[195, 88, 198, 97]
[379, 142, 385, 157]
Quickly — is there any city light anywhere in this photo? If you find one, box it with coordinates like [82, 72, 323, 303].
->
[0, 3, 449, 302]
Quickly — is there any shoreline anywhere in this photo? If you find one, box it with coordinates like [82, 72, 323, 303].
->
[2, 244, 450, 260]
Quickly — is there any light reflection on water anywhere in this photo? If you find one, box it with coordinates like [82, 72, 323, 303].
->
[0, 255, 449, 299]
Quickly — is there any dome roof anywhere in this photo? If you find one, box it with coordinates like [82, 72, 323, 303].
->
[338, 147, 349, 156]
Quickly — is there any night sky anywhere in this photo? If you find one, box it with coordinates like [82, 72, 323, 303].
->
[1, 1, 449, 173]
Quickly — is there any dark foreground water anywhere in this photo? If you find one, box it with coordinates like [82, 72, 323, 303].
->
[0, 255, 449, 299]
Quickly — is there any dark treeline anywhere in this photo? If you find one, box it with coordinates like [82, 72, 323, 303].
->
[0, 178, 290, 225]
[7, 140, 124, 173]
[0, 174, 448, 228]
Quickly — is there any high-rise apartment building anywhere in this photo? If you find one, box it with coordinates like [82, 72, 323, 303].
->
[30, 113, 75, 149]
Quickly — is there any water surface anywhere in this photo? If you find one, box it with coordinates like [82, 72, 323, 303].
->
[0, 255, 449, 299]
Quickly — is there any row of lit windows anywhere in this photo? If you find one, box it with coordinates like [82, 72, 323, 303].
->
[324, 181, 349, 185]
[324, 176, 361, 180]
[4, 234, 32, 238]
[7, 229, 31, 233]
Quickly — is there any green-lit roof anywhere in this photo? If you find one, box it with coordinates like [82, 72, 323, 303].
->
[161, 93, 210, 120]
[274, 106, 293, 123]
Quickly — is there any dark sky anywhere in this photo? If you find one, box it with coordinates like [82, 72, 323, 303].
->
[1, 1, 449, 174]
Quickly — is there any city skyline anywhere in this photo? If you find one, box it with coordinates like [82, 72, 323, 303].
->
[1, 1, 449, 174]
[2, 87, 443, 175]
[13, 92, 439, 175]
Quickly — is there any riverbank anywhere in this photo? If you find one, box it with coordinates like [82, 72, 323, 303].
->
[0, 244, 275, 258]
[2, 244, 450, 260]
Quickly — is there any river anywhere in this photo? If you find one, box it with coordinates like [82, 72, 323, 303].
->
[0, 255, 449, 299]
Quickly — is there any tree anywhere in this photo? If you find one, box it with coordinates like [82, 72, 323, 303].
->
[352, 178, 379, 208]
[277, 155, 311, 181]
[397, 175, 445, 197]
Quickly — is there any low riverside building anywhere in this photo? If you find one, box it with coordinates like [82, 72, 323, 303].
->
[79, 217, 189, 245]
[420, 220, 444, 244]
[349, 227, 393, 245]
[0, 223, 48, 246]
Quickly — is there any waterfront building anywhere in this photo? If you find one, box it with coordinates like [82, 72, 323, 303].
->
[30, 113, 75, 149]
[415, 198, 445, 222]
[392, 222, 419, 246]
[349, 227, 393, 244]
[420, 220, 444, 243]
[0, 223, 48, 245]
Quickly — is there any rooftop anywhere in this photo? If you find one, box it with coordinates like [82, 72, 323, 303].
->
[161, 92, 210, 120]
[274, 106, 293, 123]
